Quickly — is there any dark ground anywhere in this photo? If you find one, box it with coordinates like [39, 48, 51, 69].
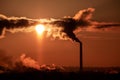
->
[0, 69, 120, 80]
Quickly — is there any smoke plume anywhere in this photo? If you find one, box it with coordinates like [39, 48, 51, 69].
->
[0, 8, 120, 42]
[19, 54, 40, 70]
[0, 53, 65, 73]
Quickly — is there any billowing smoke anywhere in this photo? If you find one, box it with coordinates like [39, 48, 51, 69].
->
[0, 8, 120, 42]
[42, 8, 95, 42]
[18, 54, 65, 71]
[0, 53, 65, 73]
[19, 54, 40, 70]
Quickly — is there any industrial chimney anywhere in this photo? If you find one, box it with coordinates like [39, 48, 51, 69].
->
[79, 41, 83, 72]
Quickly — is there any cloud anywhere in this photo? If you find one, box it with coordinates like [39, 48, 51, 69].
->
[0, 8, 120, 42]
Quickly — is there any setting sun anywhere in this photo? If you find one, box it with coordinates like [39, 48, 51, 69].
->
[35, 24, 45, 34]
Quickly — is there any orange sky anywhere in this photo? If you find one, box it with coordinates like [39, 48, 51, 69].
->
[0, 0, 120, 67]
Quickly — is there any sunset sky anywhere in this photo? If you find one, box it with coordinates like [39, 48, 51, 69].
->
[0, 0, 120, 67]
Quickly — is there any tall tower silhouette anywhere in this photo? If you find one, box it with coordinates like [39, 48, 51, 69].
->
[79, 40, 83, 72]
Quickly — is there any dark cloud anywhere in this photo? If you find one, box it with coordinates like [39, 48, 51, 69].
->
[0, 8, 120, 42]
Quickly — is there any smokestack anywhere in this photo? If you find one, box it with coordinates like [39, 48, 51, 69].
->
[79, 40, 83, 72]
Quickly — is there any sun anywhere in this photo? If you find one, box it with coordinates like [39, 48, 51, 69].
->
[35, 24, 45, 34]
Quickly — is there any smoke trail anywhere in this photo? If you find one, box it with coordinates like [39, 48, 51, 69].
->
[0, 14, 39, 38]
[95, 22, 120, 29]
[42, 8, 120, 42]
[0, 8, 120, 42]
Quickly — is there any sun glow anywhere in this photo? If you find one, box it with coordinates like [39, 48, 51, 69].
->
[35, 24, 45, 35]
